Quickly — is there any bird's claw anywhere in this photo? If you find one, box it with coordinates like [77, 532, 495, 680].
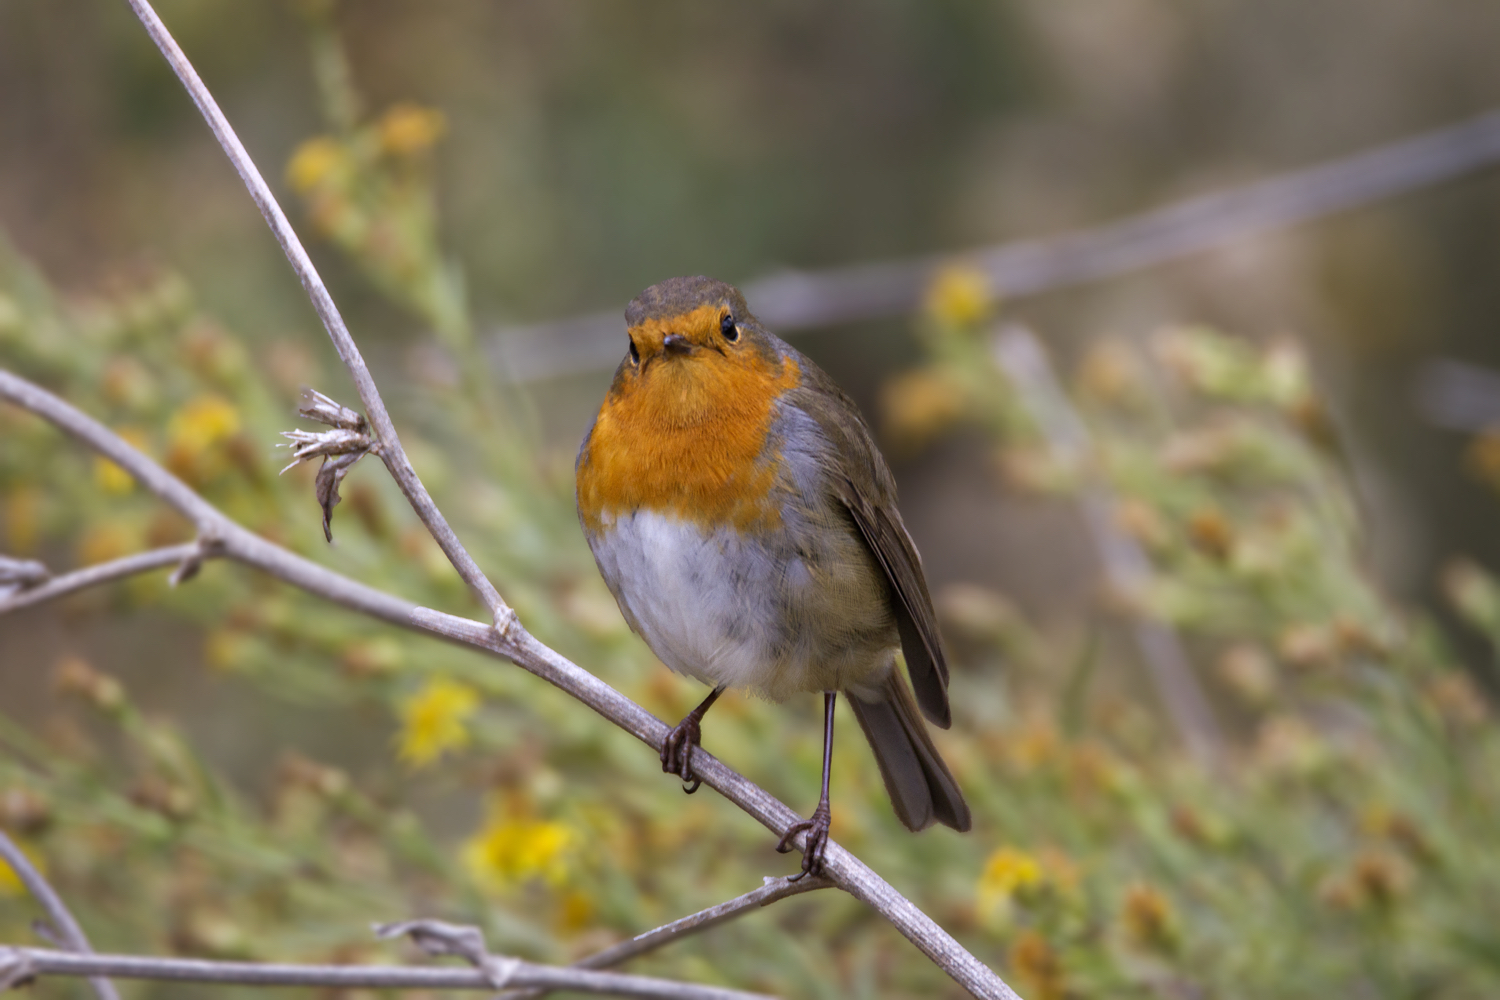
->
[776, 802, 831, 880]
[660, 715, 703, 793]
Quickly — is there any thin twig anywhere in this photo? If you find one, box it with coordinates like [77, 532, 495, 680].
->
[120, 0, 511, 632]
[497, 876, 833, 1000]
[0, 947, 774, 1000]
[494, 108, 1500, 381]
[990, 325, 1224, 767]
[0, 369, 1014, 1000]
[0, 833, 119, 1000]
[0, 543, 207, 615]
[109, 4, 1017, 996]
[575, 875, 833, 972]
[0, 370, 418, 629]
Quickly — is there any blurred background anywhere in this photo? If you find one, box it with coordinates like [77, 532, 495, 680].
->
[4, 2, 1500, 998]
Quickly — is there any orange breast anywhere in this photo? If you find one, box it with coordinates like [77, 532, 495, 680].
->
[578, 351, 802, 534]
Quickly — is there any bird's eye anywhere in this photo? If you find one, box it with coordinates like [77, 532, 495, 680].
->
[720, 312, 739, 342]
[628, 337, 640, 365]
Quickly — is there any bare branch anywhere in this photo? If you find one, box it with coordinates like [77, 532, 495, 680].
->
[991, 325, 1224, 767]
[0, 543, 210, 615]
[0, 832, 119, 1000]
[120, 0, 512, 631]
[494, 109, 1500, 381]
[575, 875, 833, 973]
[0, 947, 775, 1000]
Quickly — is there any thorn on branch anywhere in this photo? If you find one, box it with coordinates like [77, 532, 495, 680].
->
[31, 921, 66, 949]
[280, 389, 375, 542]
[0, 555, 52, 599]
[374, 920, 520, 990]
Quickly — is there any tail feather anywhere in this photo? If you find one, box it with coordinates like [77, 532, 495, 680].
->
[847, 670, 971, 832]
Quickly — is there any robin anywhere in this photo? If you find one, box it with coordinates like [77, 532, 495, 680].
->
[576, 275, 971, 877]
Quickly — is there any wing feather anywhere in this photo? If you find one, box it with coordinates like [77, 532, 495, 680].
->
[838, 477, 952, 729]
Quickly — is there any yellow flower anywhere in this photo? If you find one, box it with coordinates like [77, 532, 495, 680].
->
[168, 395, 240, 457]
[94, 456, 135, 495]
[377, 102, 447, 157]
[286, 136, 345, 193]
[166, 395, 242, 485]
[463, 805, 577, 889]
[977, 846, 1044, 913]
[396, 677, 479, 767]
[924, 264, 993, 328]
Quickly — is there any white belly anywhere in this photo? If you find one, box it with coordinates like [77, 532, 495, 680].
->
[586, 509, 896, 701]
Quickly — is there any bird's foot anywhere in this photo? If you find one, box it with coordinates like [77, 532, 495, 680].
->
[776, 801, 831, 880]
[660, 714, 704, 793]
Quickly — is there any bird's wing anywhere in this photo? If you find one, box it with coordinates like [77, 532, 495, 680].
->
[836, 476, 952, 729]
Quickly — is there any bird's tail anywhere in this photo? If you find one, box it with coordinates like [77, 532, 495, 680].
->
[846, 669, 971, 832]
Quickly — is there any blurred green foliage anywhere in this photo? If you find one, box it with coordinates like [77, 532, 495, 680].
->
[5, 18, 1500, 1000]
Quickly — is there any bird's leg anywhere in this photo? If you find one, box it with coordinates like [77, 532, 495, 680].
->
[661, 684, 725, 793]
[777, 691, 836, 880]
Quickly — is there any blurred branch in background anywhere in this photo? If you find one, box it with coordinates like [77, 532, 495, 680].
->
[494, 109, 1500, 381]
[1415, 358, 1500, 433]
[990, 326, 1224, 768]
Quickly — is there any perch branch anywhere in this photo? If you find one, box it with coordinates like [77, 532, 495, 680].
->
[0, 543, 212, 615]
[990, 325, 1224, 767]
[121, 0, 511, 631]
[0, 947, 773, 1000]
[494, 108, 1500, 381]
[109, 4, 1017, 996]
[0, 832, 119, 1000]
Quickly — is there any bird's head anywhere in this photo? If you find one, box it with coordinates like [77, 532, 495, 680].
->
[603, 276, 793, 429]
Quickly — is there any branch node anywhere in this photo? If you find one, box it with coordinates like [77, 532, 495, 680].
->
[0, 555, 52, 599]
[280, 390, 377, 542]
[491, 606, 520, 642]
[373, 919, 519, 990]
[0, 947, 38, 991]
[168, 535, 226, 587]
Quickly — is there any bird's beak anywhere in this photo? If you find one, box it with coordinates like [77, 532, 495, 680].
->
[662, 333, 693, 356]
